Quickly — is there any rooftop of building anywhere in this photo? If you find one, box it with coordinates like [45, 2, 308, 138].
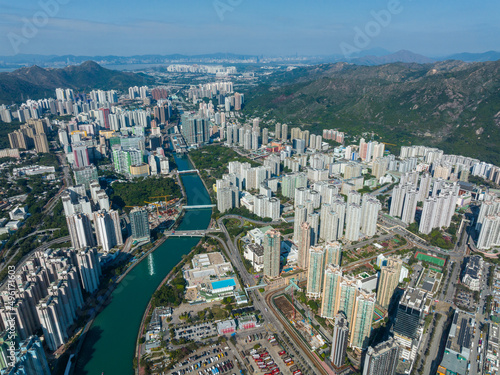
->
[439, 351, 468, 375]
[192, 252, 225, 268]
[245, 243, 264, 256]
[463, 255, 483, 280]
[444, 310, 474, 360]
[416, 268, 443, 296]
[399, 287, 428, 311]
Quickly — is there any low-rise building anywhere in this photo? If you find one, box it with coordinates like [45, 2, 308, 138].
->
[461, 255, 483, 291]
[9, 205, 29, 220]
[12, 165, 55, 177]
[243, 244, 264, 272]
[437, 310, 474, 375]
[183, 252, 243, 303]
[486, 323, 499, 374]
[217, 319, 236, 335]
[356, 273, 378, 293]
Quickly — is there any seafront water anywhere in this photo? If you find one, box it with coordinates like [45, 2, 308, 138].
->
[78, 154, 212, 375]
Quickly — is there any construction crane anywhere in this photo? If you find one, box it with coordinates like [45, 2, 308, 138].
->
[144, 201, 161, 217]
[307, 310, 313, 336]
[149, 195, 171, 206]
[284, 278, 302, 321]
[382, 142, 397, 146]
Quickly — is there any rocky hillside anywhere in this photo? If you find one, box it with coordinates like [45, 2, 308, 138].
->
[243, 60, 500, 164]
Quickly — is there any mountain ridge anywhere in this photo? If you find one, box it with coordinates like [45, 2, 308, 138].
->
[0, 61, 155, 104]
[242, 60, 500, 165]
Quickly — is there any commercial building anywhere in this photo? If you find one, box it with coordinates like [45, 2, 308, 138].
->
[486, 323, 500, 374]
[362, 337, 400, 375]
[392, 287, 428, 362]
[263, 230, 281, 278]
[129, 163, 150, 178]
[331, 312, 349, 368]
[129, 208, 150, 242]
[243, 244, 264, 272]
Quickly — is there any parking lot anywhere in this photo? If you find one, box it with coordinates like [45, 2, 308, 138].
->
[169, 344, 237, 375]
[454, 290, 475, 311]
[237, 331, 304, 375]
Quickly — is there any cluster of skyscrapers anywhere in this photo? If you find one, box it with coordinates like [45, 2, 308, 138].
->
[62, 183, 123, 253]
[0, 246, 101, 354]
[390, 172, 459, 233]
[0, 335, 51, 374]
[8, 119, 50, 154]
[476, 191, 500, 249]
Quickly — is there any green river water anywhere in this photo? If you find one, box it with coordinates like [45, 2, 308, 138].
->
[77, 154, 212, 375]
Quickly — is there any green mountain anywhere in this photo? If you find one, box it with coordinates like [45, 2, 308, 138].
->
[243, 61, 500, 165]
[0, 61, 155, 104]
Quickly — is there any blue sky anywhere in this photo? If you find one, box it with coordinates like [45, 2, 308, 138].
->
[0, 0, 499, 57]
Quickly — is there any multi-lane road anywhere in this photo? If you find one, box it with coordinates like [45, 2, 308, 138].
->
[208, 218, 324, 374]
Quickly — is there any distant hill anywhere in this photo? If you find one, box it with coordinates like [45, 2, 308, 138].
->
[444, 51, 500, 62]
[242, 60, 500, 165]
[351, 50, 435, 66]
[0, 61, 155, 104]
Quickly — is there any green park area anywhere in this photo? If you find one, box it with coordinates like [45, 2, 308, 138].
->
[109, 177, 181, 209]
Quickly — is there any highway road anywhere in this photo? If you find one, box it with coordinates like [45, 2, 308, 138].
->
[208, 219, 324, 374]
[221, 214, 282, 226]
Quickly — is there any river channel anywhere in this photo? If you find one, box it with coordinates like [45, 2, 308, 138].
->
[77, 154, 212, 375]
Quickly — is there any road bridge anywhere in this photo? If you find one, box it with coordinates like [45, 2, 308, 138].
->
[165, 229, 220, 237]
[178, 169, 199, 174]
[183, 204, 215, 210]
